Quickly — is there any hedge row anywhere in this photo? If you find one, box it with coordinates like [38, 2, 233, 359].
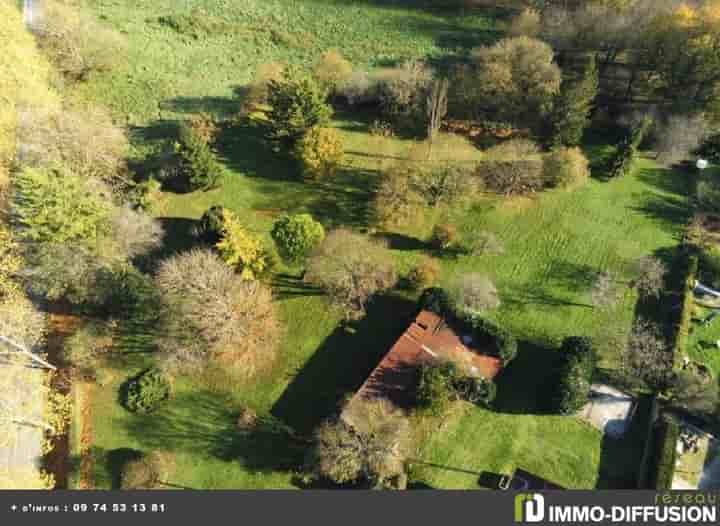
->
[645, 417, 680, 490]
[671, 250, 699, 368]
[636, 395, 660, 488]
[419, 287, 518, 364]
[555, 337, 597, 414]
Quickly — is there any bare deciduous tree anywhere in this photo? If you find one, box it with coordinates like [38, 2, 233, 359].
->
[654, 113, 709, 165]
[37, 0, 127, 81]
[304, 230, 397, 319]
[156, 249, 280, 376]
[633, 256, 667, 298]
[16, 104, 129, 187]
[108, 206, 164, 261]
[425, 78, 448, 156]
[591, 270, 620, 308]
[624, 318, 673, 393]
[309, 400, 409, 488]
[449, 273, 500, 315]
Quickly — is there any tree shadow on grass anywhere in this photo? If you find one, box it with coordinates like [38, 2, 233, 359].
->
[160, 96, 240, 119]
[271, 273, 324, 300]
[106, 448, 143, 489]
[155, 217, 201, 258]
[271, 293, 417, 434]
[544, 261, 601, 292]
[492, 340, 564, 415]
[635, 163, 692, 198]
[628, 164, 691, 236]
[303, 167, 377, 229]
[122, 390, 305, 474]
[374, 232, 429, 251]
[595, 394, 654, 488]
[503, 289, 595, 311]
[217, 123, 299, 181]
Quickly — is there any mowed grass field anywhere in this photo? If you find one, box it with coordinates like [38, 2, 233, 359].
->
[74, 1, 692, 489]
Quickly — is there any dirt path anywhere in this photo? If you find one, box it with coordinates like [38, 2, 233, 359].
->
[75, 381, 95, 489]
[43, 305, 80, 489]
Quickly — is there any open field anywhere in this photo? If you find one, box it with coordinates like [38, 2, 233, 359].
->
[73, 0, 692, 489]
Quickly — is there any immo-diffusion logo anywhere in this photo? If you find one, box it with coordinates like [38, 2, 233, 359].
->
[515, 494, 545, 523]
[514, 493, 718, 524]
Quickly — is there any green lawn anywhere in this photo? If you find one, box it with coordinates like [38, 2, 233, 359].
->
[75, 0, 692, 489]
[77, 0, 501, 127]
[688, 306, 720, 378]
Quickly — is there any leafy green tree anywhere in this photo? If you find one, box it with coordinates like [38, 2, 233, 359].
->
[469, 37, 561, 126]
[416, 362, 457, 417]
[265, 70, 333, 147]
[176, 122, 224, 191]
[271, 214, 325, 262]
[608, 116, 652, 178]
[198, 205, 227, 245]
[122, 368, 171, 414]
[12, 166, 112, 245]
[548, 57, 598, 147]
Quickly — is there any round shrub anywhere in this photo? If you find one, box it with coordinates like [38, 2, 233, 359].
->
[407, 257, 441, 290]
[543, 147, 590, 189]
[418, 287, 452, 316]
[295, 126, 344, 179]
[453, 376, 496, 407]
[430, 223, 459, 251]
[313, 49, 353, 93]
[122, 368, 171, 414]
[415, 362, 457, 417]
[271, 213, 326, 262]
[198, 205, 226, 245]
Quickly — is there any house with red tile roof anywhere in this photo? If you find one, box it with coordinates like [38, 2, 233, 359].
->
[344, 310, 503, 415]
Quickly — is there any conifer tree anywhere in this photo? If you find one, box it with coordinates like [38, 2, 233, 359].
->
[549, 56, 599, 148]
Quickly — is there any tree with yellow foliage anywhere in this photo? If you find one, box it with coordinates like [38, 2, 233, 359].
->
[0, 2, 60, 185]
[639, 1, 720, 112]
[295, 126, 344, 179]
[313, 49, 353, 93]
[217, 210, 276, 280]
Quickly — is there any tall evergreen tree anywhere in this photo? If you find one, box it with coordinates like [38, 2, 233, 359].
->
[549, 56, 599, 148]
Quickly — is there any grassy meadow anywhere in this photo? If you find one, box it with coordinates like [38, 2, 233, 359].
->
[70, 0, 692, 489]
